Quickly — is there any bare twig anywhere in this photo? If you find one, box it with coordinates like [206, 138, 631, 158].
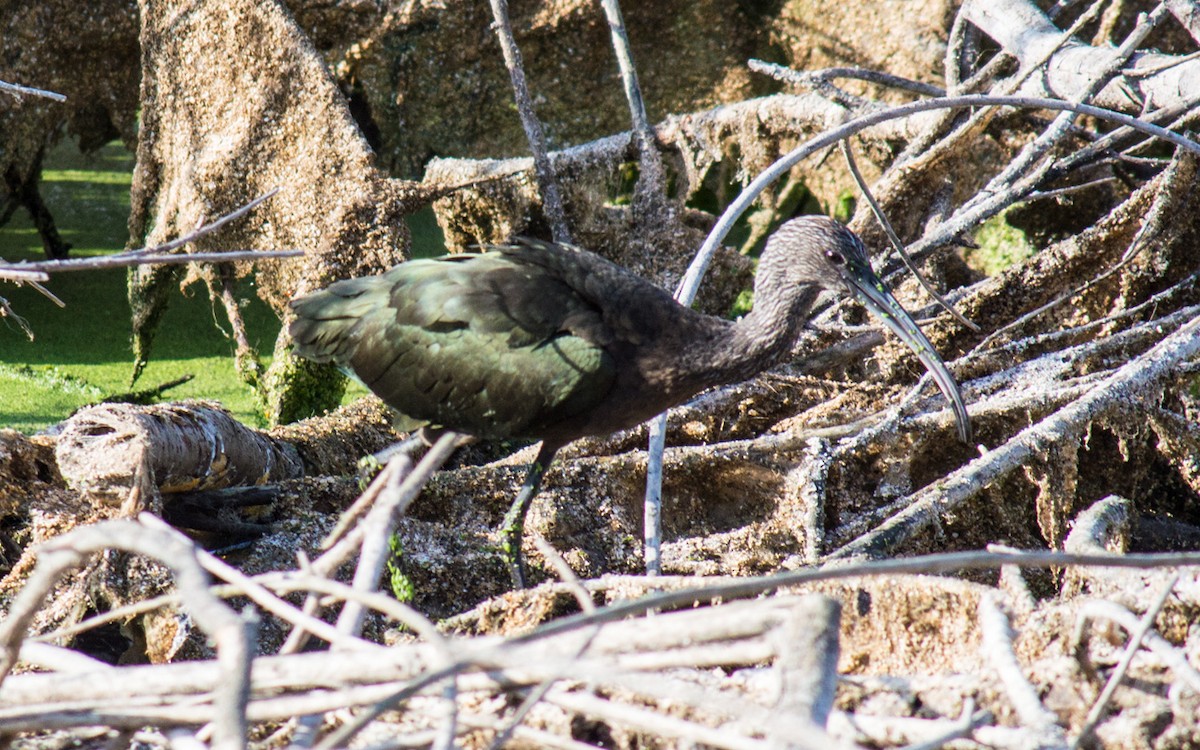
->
[484, 530, 600, 750]
[0, 189, 289, 287]
[1071, 574, 1181, 748]
[641, 93, 1200, 564]
[597, 0, 673, 579]
[1166, 0, 1200, 43]
[899, 701, 990, 750]
[979, 594, 1064, 741]
[0, 519, 253, 750]
[1074, 600, 1200, 694]
[766, 596, 841, 733]
[677, 93, 1200, 316]
[978, 149, 1194, 351]
[829, 309, 1200, 560]
[0, 79, 67, 102]
[966, 0, 1200, 110]
[749, 59, 946, 98]
[840, 139, 979, 331]
[337, 432, 463, 638]
[487, 0, 570, 243]
[0, 249, 300, 284]
[517, 549, 1200, 653]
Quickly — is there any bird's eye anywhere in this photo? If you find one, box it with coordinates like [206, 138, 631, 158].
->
[825, 249, 846, 265]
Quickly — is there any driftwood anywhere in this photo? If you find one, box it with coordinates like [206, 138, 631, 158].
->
[54, 402, 303, 504]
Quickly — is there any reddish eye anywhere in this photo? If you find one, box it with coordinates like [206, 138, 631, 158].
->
[825, 250, 846, 265]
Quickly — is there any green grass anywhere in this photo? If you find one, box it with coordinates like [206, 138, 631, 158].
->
[0, 141, 286, 433]
[1, 139, 441, 434]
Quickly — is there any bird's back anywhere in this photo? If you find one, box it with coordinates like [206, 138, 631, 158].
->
[290, 242, 649, 441]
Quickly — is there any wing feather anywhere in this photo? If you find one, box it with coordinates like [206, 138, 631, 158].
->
[289, 251, 615, 438]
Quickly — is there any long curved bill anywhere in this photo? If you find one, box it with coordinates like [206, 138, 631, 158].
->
[841, 260, 973, 444]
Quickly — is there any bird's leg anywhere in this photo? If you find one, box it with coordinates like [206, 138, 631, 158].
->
[500, 443, 558, 588]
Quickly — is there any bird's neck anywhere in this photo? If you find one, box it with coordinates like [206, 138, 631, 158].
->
[679, 285, 819, 390]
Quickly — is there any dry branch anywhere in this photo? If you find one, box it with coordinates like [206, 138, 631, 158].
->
[829, 307, 1200, 561]
[55, 402, 303, 501]
[0, 520, 252, 750]
[487, 0, 570, 243]
[965, 0, 1200, 110]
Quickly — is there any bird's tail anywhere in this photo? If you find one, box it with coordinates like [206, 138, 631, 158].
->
[288, 276, 389, 366]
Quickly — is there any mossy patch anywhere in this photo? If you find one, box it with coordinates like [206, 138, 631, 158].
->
[965, 211, 1036, 276]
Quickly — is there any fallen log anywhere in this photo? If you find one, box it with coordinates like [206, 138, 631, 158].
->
[55, 402, 304, 502]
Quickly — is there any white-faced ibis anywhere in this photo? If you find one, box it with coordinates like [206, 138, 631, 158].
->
[289, 216, 972, 586]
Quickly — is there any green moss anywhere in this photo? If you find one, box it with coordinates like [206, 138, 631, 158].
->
[967, 211, 1036, 276]
[387, 535, 416, 603]
[262, 345, 348, 427]
[729, 288, 755, 318]
[832, 189, 856, 223]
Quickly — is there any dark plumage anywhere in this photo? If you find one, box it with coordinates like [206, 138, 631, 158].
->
[290, 216, 972, 585]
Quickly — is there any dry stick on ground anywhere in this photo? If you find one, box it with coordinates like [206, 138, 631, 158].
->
[979, 594, 1066, 746]
[748, 60, 946, 98]
[832, 194, 1198, 462]
[136, 514, 382, 653]
[827, 309, 1200, 560]
[1071, 574, 1181, 748]
[833, 709, 1038, 750]
[1034, 92, 1200, 190]
[522, 551, 1200, 649]
[310, 550, 1200, 750]
[765, 595, 841, 735]
[487, 0, 570, 244]
[337, 433, 463, 638]
[484, 531, 600, 750]
[8, 552, 1200, 740]
[2, 248, 299, 280]
[968, 0, 1200, 109]
[977, 149, 1195, 350]
[1167, 0, 1200, 42]
[971, 1, 1164, 196]
[0, 519, 253, 750]
[896, 702, 991, 750]
[891, 17, 1167, 272]
[543, 689, 837, 750]
[285, 435, 463, 748]
[1074, 600, 1200, 694]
